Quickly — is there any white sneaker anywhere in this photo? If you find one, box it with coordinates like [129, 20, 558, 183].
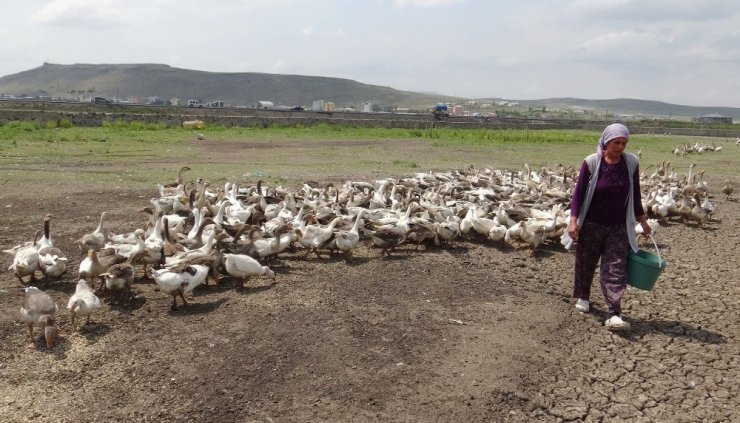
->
[605, 315, 630, 331]
[575, 299, 590, 313]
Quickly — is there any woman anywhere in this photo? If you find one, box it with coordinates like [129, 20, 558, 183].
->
[568, 123, 652, 331]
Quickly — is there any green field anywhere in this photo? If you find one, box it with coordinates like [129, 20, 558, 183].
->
[0, 121, 737, 192]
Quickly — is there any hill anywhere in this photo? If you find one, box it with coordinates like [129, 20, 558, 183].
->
[0, 63, 460, 109]
[511, 97, 740, 121]
[0, 63, 738, 120]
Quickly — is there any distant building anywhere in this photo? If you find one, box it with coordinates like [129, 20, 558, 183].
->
[696, 113, 733, 124]
[324, 102, 336, 112]
[451, 105, 464, 115]
[362, 102, 373, 113]
[256, 101, 274, 109]
[170, 97, 180, 106]
[312, 99, 325, 112]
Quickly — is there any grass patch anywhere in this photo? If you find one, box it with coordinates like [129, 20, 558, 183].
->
[0, 122, 736, 190]
[392, 160, 419, 168]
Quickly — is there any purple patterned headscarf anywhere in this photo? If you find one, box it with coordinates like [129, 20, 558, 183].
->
[597, 123, 629, 155]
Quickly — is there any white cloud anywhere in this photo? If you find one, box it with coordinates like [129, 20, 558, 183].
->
[394, 0, 461, 7]
[569, 0, 737, 22]
[31, 0, 130, 28]
[1, 0, 737, 107]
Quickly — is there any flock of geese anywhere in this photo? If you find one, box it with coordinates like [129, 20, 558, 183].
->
[671, 142, 723, 156]
[4, 158, 734, 349]
[641, 160, 733, 225]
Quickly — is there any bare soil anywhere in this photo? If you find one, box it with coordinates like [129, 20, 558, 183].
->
[0, 138, 737, 422]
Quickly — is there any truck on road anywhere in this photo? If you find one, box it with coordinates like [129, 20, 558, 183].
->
[432, 103, 449, 120]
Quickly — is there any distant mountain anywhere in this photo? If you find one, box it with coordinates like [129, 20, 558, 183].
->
[1, 63, 737, 120]
[484, 97, 740, 121]
[0, 63, 460, 109]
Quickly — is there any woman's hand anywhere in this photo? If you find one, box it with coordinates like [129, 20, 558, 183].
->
[567, 217, 579, 241]
[640, 220, 652, 236]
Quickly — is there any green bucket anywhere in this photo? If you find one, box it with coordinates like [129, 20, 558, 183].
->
[627, 235, 666, 291]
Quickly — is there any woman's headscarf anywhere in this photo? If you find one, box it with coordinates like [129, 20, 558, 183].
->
[597, 123, 630, 155]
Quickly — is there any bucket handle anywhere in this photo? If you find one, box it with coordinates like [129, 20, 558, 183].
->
[648, 234, 662, 262]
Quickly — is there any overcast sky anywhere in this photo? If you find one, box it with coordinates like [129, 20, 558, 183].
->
[2, 0, 739, 107]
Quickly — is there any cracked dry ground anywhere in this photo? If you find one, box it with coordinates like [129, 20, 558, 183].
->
[0, 179, 737, 422]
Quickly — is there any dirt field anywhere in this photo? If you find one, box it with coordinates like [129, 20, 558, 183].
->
[0, 137, 738, 422]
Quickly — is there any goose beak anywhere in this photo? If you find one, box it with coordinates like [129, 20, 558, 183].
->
[45, 326, 57, 349]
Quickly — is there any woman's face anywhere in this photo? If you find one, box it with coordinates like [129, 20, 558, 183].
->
[605, 137, 628, 156]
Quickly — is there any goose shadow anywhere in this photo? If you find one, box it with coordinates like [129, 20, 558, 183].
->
[108, 295, 147, 314]
[376, 252, 413, 261]
[39, 280, 76, 295]
[314, 253, 373, 266]
[74, 322, 113, 343]
[169, 297, 228, 316]
[586, 305, 725, 344]
[342, 256, 373, 266]
[218, 277, 278, 294]
[531, 250, 556, 260]
[236, 283, 277, 295]
[438, 244, 474, 256]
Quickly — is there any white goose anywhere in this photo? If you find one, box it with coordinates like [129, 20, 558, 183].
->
[519, 223, 547, 256]
[152, 264, 209, 310]
[37, 253, 68, 282]
[299, 215, 344, 259]
[5, 230, 42, 285]
[221, 253, 276, 288]
[34, 215, 68, 282]
[67, 279, 102, 331]
[78, 249, 108, 287]
[434, 216, 460, 247]
[331, 210, 367, 261]
[635, 219, 660, 237]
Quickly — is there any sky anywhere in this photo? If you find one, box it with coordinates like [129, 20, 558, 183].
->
[2, 0, 739, 108]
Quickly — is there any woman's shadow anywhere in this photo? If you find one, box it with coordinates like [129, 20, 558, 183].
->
[589, 306, 726, 344]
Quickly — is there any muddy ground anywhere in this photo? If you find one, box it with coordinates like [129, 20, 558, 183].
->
[0, 138, 738, 422]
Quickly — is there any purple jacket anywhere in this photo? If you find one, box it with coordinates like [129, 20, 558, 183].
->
[571, 156, 645, 226]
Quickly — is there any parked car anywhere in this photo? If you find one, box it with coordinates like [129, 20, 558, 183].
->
[93, 96, 111, 105]
[290, 106, 305, 111]
[188, 100, 204, 108]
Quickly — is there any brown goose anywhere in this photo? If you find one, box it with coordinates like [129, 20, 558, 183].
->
[366, 227, 405, 257]
[20, 286, 58, 349]
[722, 180, 733, 200]
[99, 251, 147, 305]
[163, 165, 191, 188]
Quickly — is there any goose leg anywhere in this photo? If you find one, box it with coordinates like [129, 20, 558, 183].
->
[16, 274, 26, 285]
[170, 294, 178, 310]
[178, 290, 189, 307]
[26, 324, 35, 348]
[70, 312, 77, 332]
